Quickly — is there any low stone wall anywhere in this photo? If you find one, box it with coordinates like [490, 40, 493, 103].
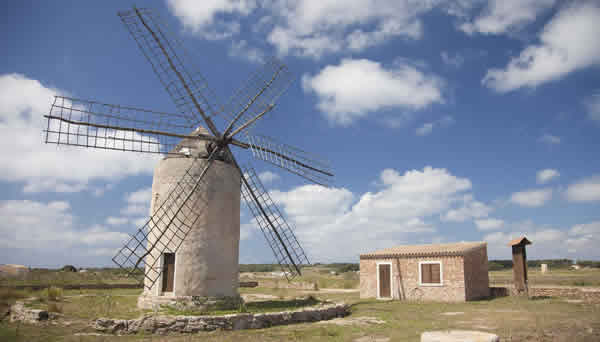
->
[256, 280, 317, 291]
[93, 303, 350, 334]
[530, 287, 600, 302]
[1, 283, 141, 291]
[490, 286, 600, 302]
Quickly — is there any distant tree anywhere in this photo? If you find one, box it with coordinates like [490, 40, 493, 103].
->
[61, 265, 77, 272]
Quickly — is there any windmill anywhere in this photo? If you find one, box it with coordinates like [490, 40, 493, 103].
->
[43, 7, 333, 308]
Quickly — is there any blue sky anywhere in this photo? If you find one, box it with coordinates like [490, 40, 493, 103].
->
[1, 0, 599, 267]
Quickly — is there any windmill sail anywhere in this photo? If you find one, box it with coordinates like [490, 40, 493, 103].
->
[221, 57, 294, 138]
[44, 96, 211, 155]
[245, 134, 334, 187]
[240, 167, 310, 279]
[112, 147, 220, 289]
[118, 7, 221, 133]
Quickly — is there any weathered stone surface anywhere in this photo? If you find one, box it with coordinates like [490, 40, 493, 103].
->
[421, 330, 499, 342]
[10, 302, 49, 323]
[93, 303, 349, 334]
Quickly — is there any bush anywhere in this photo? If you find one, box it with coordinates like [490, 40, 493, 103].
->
[46, 286, 63, 301]
[61, 265, 77, 272]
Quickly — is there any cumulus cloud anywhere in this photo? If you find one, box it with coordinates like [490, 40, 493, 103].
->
[167, 0, 256, 39]
[510, 188, 552, 207]
[415, 115, 454, 136]
[475, 218, 504, 231]
[262, 166, 477, 261]
[536, 169, 559, 184]
[265, 0, 434, 58]
[483, 2, 600, 92]
[442, 198, 492, 222]
[566, 175, 600, 202]
[460, 0, 555, 35]
[302, 59, 443, 126]
[167, 0, 454, 58]
[0, 200, 129, 266]
[121, 187, 152, 216]
[0, 74, 158, 193]
[484, 220, 600, 259]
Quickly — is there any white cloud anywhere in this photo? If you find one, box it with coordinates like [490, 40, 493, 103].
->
[106, 216, 129, 226]
[302, 59, 444, 126]
[122, 187, 152, 216]
[442, 199, 492, 222]
[475, 218, 504, 231]
[483, 2, 600, 92]
[484, 220, 600, 259]
[460, 0, 555, 35]
[126, 187, 152, 204]
[538, 133, 561, 145]
[167, 0, 256, 39]
[258, 171, 280, 184]
[584, 92, 600, 122]
[0, 200, 128, 265]
[441, 51, 465, 67]
[265, 0, 435, 58]
[536, 169, 559, 184]
[228, 40, 266, 64]
[566, 175, 600, 202]
[263, 166, 475, 261]
[416, 115, 454, 136]
[0, 74, 158, 193]
[570, 221, 600, 236]
[510, 188, 552, 207]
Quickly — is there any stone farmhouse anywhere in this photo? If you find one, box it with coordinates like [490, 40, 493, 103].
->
[360, 242, 489, 302]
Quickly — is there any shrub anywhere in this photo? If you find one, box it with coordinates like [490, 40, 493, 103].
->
[46, 286, 63, 301]
[61, 265, 77, 272]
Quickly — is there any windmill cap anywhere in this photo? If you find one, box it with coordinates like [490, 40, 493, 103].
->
[508, 236, 532, 246]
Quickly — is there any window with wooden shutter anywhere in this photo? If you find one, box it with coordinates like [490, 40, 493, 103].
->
[420, 262, 442, 285]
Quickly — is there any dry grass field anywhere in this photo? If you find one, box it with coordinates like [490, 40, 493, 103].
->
[1, 266, 599, 341]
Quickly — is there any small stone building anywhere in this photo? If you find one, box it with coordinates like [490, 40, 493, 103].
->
[360, 242, 489, 302]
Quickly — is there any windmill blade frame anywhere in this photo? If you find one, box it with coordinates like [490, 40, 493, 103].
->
[240, 166, 310, 279]
[221, 57, 294, 138]
[112, 145, 222, 289]
[43, 96, 225, 155]
[245, 134, 334, 187]
[118, 7, 222, 135]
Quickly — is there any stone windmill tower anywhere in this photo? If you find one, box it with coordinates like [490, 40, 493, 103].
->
[43, 7, 333, 309]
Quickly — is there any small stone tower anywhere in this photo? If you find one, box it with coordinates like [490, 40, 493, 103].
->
[138, 126, 241, 309]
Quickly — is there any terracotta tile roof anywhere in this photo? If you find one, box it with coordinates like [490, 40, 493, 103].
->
[508, 236, 531, 246]
[360, 241, 486, 259]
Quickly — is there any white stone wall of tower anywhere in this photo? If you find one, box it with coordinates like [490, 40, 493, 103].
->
[142, 157, 241, 298]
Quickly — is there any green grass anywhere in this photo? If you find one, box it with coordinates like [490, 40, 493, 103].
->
[1, 267, 599, 341]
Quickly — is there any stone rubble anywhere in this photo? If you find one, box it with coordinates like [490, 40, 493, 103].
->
[9, 302, 49, 323]
[93, 302, 349, 334]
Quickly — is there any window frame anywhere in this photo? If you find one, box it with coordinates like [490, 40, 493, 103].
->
[418, 260, 443, 287]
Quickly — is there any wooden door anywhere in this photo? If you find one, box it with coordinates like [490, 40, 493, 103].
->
[379, 264, 391, 298]
[162, 253, 175, 293]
